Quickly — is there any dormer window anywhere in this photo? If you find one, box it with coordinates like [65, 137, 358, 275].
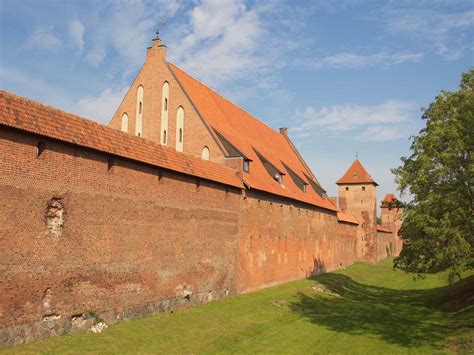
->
[282, 161, 308, 193]
[243, 159, 250, 173]
[254, 148, 283, 186]
[303, 173, 326, 197]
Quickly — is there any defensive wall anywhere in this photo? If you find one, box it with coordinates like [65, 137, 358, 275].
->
[0, 91, 400, 346]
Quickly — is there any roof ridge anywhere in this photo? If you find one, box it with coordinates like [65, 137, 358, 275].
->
[164, 65, 336, 212]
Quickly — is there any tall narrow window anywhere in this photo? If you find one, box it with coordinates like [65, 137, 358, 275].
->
[201, 146, 210, 161]
[175, 106, 184, 152]
[160, 82, 169, 145]
[135, 85, 144, 137]
[121, 113, 128, 133]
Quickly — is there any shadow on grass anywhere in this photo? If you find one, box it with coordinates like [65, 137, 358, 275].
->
[290, 273, 474, 350]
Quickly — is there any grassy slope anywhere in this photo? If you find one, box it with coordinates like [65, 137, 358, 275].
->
[4, 259, 473, 354]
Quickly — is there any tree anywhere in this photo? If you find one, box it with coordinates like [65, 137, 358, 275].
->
[392, 68, 474, 281]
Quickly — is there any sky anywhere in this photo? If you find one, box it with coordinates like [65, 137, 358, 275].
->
[1, 0, 473, 206]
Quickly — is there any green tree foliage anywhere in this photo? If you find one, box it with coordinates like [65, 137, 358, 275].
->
[392, 68, 474, 281]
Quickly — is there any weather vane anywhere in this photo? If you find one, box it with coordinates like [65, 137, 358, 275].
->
[155, 19, 166, 40]
[356, 152, 359, 159]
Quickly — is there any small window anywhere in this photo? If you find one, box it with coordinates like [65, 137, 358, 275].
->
[362, 186, 366, 191]
[139, 102, 142, 114]
[201, 146, 210, 161]
[164, 98, 168, 111]
[346, 187, 349, 191]
[163, 130, 167, 145]
[107, 158, 114, 171]
[36, 141, 46, 158]
[243, 160, 249, 172]
[179, 128, 183, 143]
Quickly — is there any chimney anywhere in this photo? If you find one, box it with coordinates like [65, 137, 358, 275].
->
[279, 127, 288, 136]
[147, 38, 167, 61]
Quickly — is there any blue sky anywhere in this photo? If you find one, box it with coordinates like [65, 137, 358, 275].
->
[1, 0, 473, 205]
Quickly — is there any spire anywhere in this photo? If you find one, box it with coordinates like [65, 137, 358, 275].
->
[336, 159, 378, 185]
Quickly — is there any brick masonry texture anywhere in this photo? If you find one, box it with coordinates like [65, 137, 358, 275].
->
[0, 120, 401, 347]
[108, 42, 226, 164]
[0, 128, 239, 346]
[0, 39, 403, 346]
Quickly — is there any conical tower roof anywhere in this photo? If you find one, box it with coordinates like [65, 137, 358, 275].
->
[336, 159, 378, 185]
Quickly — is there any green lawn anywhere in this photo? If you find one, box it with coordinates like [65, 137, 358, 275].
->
[4, 259, 473, 354]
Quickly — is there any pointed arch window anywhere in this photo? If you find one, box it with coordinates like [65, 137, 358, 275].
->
[135, 85, 144, 136]
[121, 113, 129, 133]
[160, 81, 169, 145]
[201, 146, 210, 161]
[176, 106, 184, 152]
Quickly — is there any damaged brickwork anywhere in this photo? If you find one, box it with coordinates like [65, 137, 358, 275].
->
[0, 125, 401, 346]
[45, 198, 65, 238]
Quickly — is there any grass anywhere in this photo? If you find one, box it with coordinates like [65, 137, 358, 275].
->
[3, 258, 473, 354]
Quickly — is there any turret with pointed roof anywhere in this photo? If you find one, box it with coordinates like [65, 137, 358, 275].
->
[336, 159, 378, 261]
[336, 159, 378, 186]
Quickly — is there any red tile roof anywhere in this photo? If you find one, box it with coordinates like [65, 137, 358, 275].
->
[0, 90, 242, 188]
[337, 212, 359, 225]
[336, 159, 378, 185]
[377, 225, 392, 233]
[168, 63, 337, 212]
[383, 193, 397, 202]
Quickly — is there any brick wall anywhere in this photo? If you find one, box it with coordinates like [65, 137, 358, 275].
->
[108, 40, 226, 164]
[236, 190, 358, 294]
[0, 126, 362, 346]
[0, 128, 240, 346]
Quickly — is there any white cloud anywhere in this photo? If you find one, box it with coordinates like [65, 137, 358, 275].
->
[83, 0, 156, 67]
[292, 100, 419, 142]
[158, 0, 182, 16]
[357, 125, 410, 142]
[382, 8, 474, 60]
[169, 0, 264, 87]
[73, 87, 128, 124]
[69, 20, 85, 53]
[26, 26, 61, 51]
[307, 52, 424, 69]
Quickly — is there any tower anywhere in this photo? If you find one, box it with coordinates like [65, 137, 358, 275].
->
[381, 194, 402, 232]
[381, 193, 404, 255]
[336, 159, 378, 261]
